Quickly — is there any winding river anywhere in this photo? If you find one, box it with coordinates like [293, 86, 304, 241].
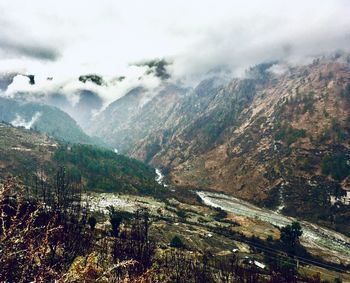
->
[196, 191, 350, 265]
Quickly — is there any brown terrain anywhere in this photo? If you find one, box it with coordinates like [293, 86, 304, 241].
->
[91, 55, 350, 234]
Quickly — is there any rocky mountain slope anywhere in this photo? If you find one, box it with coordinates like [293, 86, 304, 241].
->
[91, 55, 350, 234]
[89, 84, 189, 153]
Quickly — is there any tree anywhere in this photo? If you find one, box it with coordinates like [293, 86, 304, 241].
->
[170, 235, 185, 249]
[280, 221, 303, 252]
[279, 257, 298, 281]
[214, 207, 228, 220]
[321, 154, 350, 181]
[108, 206, 123, 237]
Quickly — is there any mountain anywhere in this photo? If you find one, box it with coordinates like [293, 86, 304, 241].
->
[0, 122, 161, 194]
[48, 89, 103, 130]
[89, 83, 190, 153]
[0, 72, 18, 91]
[0, 97, 103, 145]
[0, 72, 104, 131]
[91, 55, 350, 234]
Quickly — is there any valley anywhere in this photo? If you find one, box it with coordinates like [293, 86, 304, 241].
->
[1, 120, 349, 281]
[89, 56, 350, 237]
[81, 181, 350, 281]
[2, 2, 350, 281]
[1, 54, 350, 282]
[84, 187, 350, 265]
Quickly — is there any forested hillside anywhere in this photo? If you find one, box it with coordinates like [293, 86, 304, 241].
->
[0, 123, 162, 195]
[0, 97, 103, 146]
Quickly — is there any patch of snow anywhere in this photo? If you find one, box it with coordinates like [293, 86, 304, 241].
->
[84, 194, 132, 213]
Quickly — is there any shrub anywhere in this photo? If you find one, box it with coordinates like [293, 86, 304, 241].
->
[213, 207, 228, 220]
[176, 209, 187, 219]
[321, 154, 350, 181]
[275, 123, 306, 146]
[170, 235, 185, 249]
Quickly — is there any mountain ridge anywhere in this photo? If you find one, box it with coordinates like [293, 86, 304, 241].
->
[91, 55, 350, 234]
[0, 96, 104, 146]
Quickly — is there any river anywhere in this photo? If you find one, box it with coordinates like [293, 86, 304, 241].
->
[197, 191, 350, 265]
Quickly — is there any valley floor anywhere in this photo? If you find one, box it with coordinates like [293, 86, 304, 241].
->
[85, 188, 350, 282]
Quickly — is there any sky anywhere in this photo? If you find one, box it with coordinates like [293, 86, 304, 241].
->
[1, 0, 350, 104]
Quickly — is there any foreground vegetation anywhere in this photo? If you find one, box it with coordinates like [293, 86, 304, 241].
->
[0, 123, 164, 197]
[0, 170, 348, 282]
[53, 144, 163, 195]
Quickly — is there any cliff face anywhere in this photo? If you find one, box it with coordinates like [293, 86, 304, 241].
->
[92, 56, 350, 232]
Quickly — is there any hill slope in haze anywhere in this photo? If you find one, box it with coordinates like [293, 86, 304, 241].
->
[89, 84, 190, 153]
[0, 97, 104, 146]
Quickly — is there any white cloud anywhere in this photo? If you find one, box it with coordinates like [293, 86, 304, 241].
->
[11, 112, 42, 129]
[0, 0, 349, 102]
[4, 68, 162, 108]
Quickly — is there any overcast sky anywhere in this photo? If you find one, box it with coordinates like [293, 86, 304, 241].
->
[1, 0, 350, 102]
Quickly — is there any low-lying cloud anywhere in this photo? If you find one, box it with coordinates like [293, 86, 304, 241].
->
[169, 1, 350, 80]
[11, 112, 42, 129]
[4, 68, 162, 111]
[0, 0, 350, 105]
